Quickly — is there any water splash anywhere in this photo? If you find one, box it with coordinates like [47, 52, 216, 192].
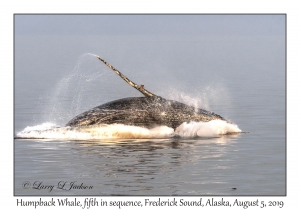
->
[174, 120, 241, 138]
[162, 82, 232, 113]
[16, 120, 241, 140]
[42, 53, 107, 126]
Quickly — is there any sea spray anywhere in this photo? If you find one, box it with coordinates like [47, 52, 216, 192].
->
[42, 53, 106, 126]
[21, 122, 57, 132]
[16, 123, 174, 140]
[16, 120, 241, 140]
[162, 82, 232, 112]
[175, 120, 241, 138]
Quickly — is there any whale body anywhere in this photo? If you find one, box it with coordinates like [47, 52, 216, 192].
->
[66, 96, 227, 129]
[66, 55, 231, 129]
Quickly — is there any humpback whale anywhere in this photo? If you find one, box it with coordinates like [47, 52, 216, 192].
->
[66, 56, 231, 130]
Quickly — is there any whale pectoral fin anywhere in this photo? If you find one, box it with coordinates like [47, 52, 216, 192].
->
[96, 56, 157, 97]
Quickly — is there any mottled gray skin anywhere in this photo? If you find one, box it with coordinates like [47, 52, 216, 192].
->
[66, 56, 230, 129]
[66, 96, 227, 129]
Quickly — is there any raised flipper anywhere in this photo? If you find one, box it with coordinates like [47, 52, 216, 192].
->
[96, 56, 156, 97]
